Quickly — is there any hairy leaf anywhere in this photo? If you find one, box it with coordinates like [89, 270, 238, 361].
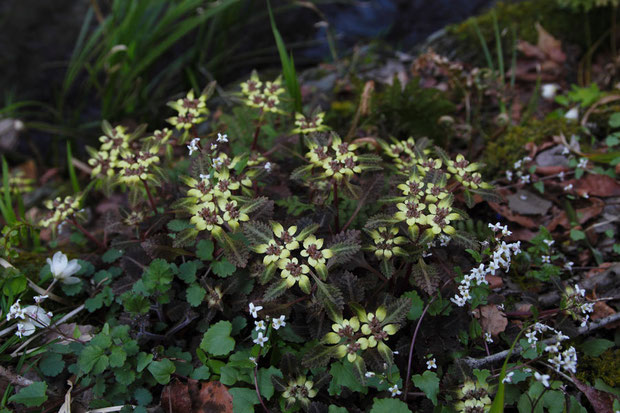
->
[263, 279, 289, 301]
[469, 187, 502, 204]
[451, 230, 479, 251]
[243, 221, 272, 246]
[382, 296, 412, 326]
[380, 259, 394, 279]
[302, 344, 335, 369]
[335, 271, 365, 303]
[275, 196, 314, 216]
[290, 164, 314, 181]
[213, 230, 248, 268]
[365, 214, 399, 230]
[410, 259, 440, 296]
[311, 274, 344, 323]
[327, 230, 361, 266]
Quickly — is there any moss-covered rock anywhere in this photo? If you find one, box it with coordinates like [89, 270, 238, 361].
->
[576, 348, 620, 388]
[484, 118, 580, 176]
[445, 1, 612, 65]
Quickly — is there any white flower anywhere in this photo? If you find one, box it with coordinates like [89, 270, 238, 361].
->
[526, 330, 538, 345]
[47, 252, 81, 285]
[16, 305, 51, 337]
[7, 299, 25, 321]
[564, 261, 574, 272]
[565, 107, 579, 121]
[541, 255, 551, 264]
[249, 356, 257, 366]
[541, 83, 560, 100]
[534, 372, 550, 388]
[561, 146, 570, 156]
[248, 302, 263, 318]
[199, 173, 211, 180]
[253, 332, 269, 347]
[187, 138, 200, 156]
[505, 170, 513, 181]
[543, 239, 555, 247]
[426, 358, 437, 370]
[545, 343, 560, 353]
[484, 332, 493, 343]
[264, 162, 272, 172]
[33, 295, 48, 304]
[451, 295, 467, 307]
[502, 371, 514, 383]
[255, 320, 267, 331]
[272, 315, 286, 330]
[212, 157, 224, 168]
[388, 385, 402, 397]
[577, 158, 588, 169]
[489, 222, 502, 232]
[210, 143, 218, 151]
[563, 183, 573, 191]
[581, 192, 589, 199]
[520, 174, 530, 184]
[558, 171, 565, 181]
[365, 371, 376, 378]
[574, 284, 586, 297]
[501, 226, 512, 237]
[217, 133, 228, 143]
[513, 160, 523, 169]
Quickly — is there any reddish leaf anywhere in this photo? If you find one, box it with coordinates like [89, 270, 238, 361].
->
[575, 174, 620, 197]
[474, 304, 508, 336]
[161, 380, 233, 413]
[571, 376, 614, 413]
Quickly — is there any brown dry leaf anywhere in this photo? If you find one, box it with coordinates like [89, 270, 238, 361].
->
[572, 375, 614, 413]
[575, 173, 620, 197]
[474, 304, 508, 336]
[591, 301, 617, 326]
[535, 23, 566, 63]
[506, 190, 552, 216]
[485, 274, 503, 289]
[161, 380, 233, 413]
[488, 202, 538, 229]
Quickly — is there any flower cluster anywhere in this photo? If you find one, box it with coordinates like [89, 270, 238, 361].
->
[305, 134, 363, 182]
[292, 112, 329, 134]
[562, 283, 594, 327]
[323, 306, 400, 364]
[454, 379, 492, 413]
[8, 170, 34, 195]
[6, 299, 52, 338]
[282, 376, 318, 409]
[451, 223, 521, 307]
[248, 302, 287, 349]
[239, 71, 285, 114]
[525, 322, 578, 374]
[39, 195, 81, 230]
[252, 223, 332, 292]
[166, 89, 209, 134]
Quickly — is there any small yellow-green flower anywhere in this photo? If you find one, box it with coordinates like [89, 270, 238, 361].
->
[292, 112, 329, 134]
[397, 177, 424, 199]
[300, 235, 333, 267]
[217, 198, 249, 230]
[282, 376, 317, 409]
[359, 306, 398, 348]
[417, 157, 442, 175]
[331, 135, 358, 161]
[426, 197, 461, 235]
[395, 199, 427, 227]
[324, 317, 360, 344]
[272, 223, 300, 251]
[168, 89, 208, 117]
[240, 71, 263, 96]
[185, 177, 214, 203]
[253, 239, 290, 265]
[39, 196, 80, 229]
[367, 227, 407, 260]
[190, 202, 223, 232]
[278, 257, 311, 293]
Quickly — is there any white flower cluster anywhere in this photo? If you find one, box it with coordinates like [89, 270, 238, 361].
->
[504, 156, 532, 183]
[526, 322, 578, 374]
[248, 302, 287, 348]
[565, 284, 594, 327]
[6, 300, 52, 338]
[450, 223, 521, 307]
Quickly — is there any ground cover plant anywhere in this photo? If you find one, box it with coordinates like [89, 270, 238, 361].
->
[1, 1, 620, 412]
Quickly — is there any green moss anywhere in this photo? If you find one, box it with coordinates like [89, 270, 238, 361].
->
[447, 1, 612, 65]
[576, 349, 620, 387]
[484, 118, 580, 177]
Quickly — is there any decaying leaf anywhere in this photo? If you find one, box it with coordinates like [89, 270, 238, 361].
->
[161, 379, 233, 413]
[571, 376, 614, 413]
[506, 190, 552, 216]
[474, 304, 508, 336]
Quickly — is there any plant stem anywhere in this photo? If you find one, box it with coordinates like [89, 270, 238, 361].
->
[253, 347, 270, 413]
[251, 110, 264, 151]
[141, 179, 158, 216]
[70, 218, 105, 249]
[333, 180, 340, 233]
[403, 296, 435, 402]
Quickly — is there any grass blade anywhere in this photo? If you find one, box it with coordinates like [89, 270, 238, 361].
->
[67, 141, 81, 193]
[471, 18, 495, 74]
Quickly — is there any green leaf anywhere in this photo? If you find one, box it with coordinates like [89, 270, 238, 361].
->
[411, 370, 440, 405]
[533, 181, 545, 194]
[109, 346, 127, 368]
[570, 229, 586, 241]
[186, 283, 206, 307]
[263, 279, 289, 301]
[115, 368, 136, 385]
[147, 359, 176, 385]
[328, 360, 366, 395]
[229, 387, 259, 413]
[178, 261, 199, 283]
[8, 381, 47, 407]
[78, 345, 109, 374]
[134, 387, 153, 406]
[258, 367, 283, 400]
[369, 398, 413, 413]
[136, 352, 153, 372]
[606, 134, 620, 147]
[167, 219, 192, 232]
[196, 239, 214, 261]
[212, 258, 236, 278]
[190, 365, 211, 380]
[609, 112, 620, 128]
[200, 321, 235, 356]
[581, 338, 614, 357]
[39, 353, 65, 377]
[312, 274, 344, 323]
[102, 248, 124, 263]
[329, 406, 349, 413]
